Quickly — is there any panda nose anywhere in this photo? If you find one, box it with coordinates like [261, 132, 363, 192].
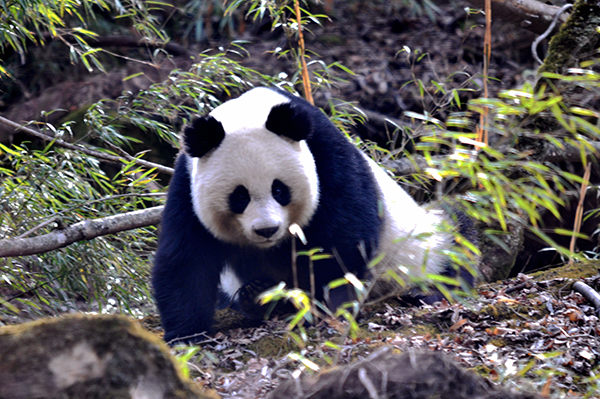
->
[254, 226, 279, 238]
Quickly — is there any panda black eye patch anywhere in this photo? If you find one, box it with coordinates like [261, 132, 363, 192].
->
[272, 179, 291, 206]
[229, 185, 250, 214]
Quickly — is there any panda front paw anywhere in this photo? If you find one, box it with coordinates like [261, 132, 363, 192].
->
[400, 288, 446, 306]
[237, 279, 278, 319]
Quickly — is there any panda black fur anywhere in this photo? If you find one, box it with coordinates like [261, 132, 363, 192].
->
[152, 87, 475, 343]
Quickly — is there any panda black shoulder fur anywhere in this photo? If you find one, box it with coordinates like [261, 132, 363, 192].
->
[153, 87, 475, 343]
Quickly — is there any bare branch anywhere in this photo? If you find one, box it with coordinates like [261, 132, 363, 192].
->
[0, 206, 164, 257]
[60, 34, 194, 57]
[0, 115, 174, 175]
[464, 0, 569, 35]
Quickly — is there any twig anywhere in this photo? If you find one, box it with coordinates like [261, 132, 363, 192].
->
[166, 331, 216, 346]
[476, 0, 491, 148]
[16, 216, 60, 239]
[0, 115, 174, 175]
[40, 31, 195, 58]
[532, 4, 573, 65]
[79, 35, 193, 58]
[293, 0, 313, 104]
[504, 280, 534, 294]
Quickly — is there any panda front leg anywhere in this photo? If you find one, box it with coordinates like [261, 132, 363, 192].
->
[152, 188, 226, 343]
[152, 153, 231, 344]
[152, 246, 223, 344]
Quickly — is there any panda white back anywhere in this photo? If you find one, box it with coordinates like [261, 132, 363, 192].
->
[209, 87, 288, 134]
[364, 156, 451, 283]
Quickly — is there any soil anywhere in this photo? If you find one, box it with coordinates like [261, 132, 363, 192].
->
[237, 0, 538, 125]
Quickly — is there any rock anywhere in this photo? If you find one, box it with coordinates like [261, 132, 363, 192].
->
[269, 347, 539, 399]
[0, 314, 218, 399]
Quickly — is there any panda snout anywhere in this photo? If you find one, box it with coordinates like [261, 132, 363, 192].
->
[254, 226, 279, 238]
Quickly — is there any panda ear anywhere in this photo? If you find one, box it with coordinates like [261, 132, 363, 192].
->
[181, 116, 225, 158]
[265, 102, 313, 142]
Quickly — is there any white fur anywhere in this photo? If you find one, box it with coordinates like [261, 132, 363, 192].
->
[365, 155, 451, 281]
[188, 88, 319, 247]
[219, 265, 243, 299]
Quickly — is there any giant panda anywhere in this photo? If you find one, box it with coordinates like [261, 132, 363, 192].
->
[152, 87, 476, 344]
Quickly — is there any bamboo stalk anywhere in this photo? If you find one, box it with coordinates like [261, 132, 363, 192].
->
[569, 162, 591, 264]
[293, 0, 313, 104]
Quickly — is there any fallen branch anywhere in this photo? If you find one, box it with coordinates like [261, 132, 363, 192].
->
[316, 97, 413, 146]
[539, 140, 600, 163]
[465, 0, 569, 35]
[382, 155, 442, 177]
[573, 281, 600, 314]
[0, 206, 164, 257]
[0, 115, 174, 175]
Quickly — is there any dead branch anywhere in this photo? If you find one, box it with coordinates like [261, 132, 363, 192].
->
[67, 35, 194, 58]
[464, 0, 570, 35]
[0, 206, 164, 257]
[573, 281, 600, 313]
[0, 115, 174, 175]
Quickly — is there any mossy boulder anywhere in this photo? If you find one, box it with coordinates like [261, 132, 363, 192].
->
[0, 314, 218, 399]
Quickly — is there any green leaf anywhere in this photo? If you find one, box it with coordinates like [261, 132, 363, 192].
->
[72, 27, 98, 37]
[0, 143, 21, 156]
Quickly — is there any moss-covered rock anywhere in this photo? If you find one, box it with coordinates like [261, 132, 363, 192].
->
[0, 314, 219, 399]
[539, 0, 600, 76]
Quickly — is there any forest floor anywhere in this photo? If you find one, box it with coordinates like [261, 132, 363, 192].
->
[141, 262, 600, 399]
[4, 0, 600, 398]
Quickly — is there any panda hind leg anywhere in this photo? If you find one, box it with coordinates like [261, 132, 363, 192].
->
[402, 207, 479, 306]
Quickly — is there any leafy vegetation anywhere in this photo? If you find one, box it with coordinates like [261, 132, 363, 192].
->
[0, 138, 157, 317]
[0, 0, 351, 321]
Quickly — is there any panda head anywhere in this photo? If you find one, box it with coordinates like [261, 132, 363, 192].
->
[183, 88, 320, 248]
